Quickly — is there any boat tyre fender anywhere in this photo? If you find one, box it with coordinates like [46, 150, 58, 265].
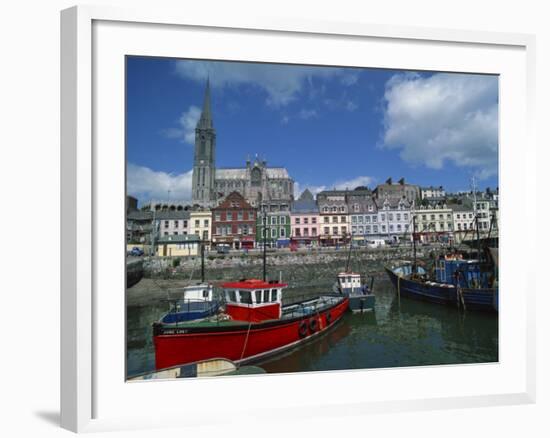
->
[326, 312, 332, 325]
[309, 318, 318, 333]
[298, 321, 308, 337]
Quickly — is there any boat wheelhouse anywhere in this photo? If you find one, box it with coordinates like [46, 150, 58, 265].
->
[159, 283, 219, 325]
[222, 279, 284, 322]
[336, 272, 375, 312]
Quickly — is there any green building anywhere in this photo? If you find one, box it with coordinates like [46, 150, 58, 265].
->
[256, 212, 291, 248]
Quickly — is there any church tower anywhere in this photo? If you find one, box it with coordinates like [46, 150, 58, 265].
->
[192, 79, 216, 206]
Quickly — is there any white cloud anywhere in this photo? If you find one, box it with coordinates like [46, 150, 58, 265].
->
[162, 105, 201, 145]
[127, 163, 193, 201]
[333, 175, 374, 190]
[294, 175, 374, 198]
[174, 60, 353, 107]
[298, 109, 318, 120]
[381, 73, 498, 179]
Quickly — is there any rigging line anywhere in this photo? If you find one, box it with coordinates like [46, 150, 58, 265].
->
[238, 320, 254, 365]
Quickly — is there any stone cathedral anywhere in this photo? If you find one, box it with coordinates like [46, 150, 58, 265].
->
[191, 80, 295, 209]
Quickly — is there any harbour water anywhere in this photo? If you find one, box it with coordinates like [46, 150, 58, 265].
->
[126, 275, 498, 378]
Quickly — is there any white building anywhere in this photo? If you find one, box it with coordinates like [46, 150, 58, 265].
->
[450, 205, 475, 243]
[377, 198, 412, 241]
[413, 205, 454, 243]
[421, 186, 446, 200]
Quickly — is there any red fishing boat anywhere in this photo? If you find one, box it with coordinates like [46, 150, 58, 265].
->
[153, 279, 349, 370]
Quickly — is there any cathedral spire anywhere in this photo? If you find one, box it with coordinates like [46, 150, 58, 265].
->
[198, 77, 213, 129]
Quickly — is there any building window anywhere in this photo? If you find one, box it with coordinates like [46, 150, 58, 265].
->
[403, 213, 408, 221]
[339, 206, 345, 212]
[174, 232, 178, 235]
[365, 225, 370, 234]
[332, 216, 338, 223]
[381, 214, 385, 221]
[174, 221, 179, 228]
[183, 220, 188, 228]
[358, 216, 364, 224]
[324, 217, 329, 224]
[303, 217, 308, 224]
[323, 207, 329, 213]
[280, 227, 286, 237]
[312, 217, 317, 224]
[422, 215, 427, 221]
[388, 213, 393, 221]
[372, 216, 377, 223]
[295, 217, 301, 224]
[332, 226, 338, 235]
[352, 216, 357, 224]
[324, 227, 329, 235]
[373, 225, 378, 233]
[389, 225, 394, 232]
[194, 220, 199, 228]
[352, 226, 357, 234]
[204, 219, 209, 227]
[280, 216, 286, 225]
[237, 212, 243, 220]
[215, 213, 221, 221]
[341, 216, 346, 223]
[381, 225, 386, 232]
[397, 224, 401, 231]
[164, 221, 169, 228]
[396, 213, 401, 221]
[331, 206, 337, 213]
[295, 228, 301, 237]
[303, 228, 308, 236]
[341, 226, 346, 235]
[312, 228, 317, 236]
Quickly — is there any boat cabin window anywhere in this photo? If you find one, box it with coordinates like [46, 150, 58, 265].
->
[255, 290, 262, 303]
[271, 289, 278, 302]
[239, 290, 253, 305]
[226, 290, 237, 302]
[263, 289, 270, 302]
[202, 289, 209, 298]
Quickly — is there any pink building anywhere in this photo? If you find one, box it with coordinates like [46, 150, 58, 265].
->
[290, 198, 320, 247]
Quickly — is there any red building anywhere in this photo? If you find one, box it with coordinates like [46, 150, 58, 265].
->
[212, 192, 257, 250]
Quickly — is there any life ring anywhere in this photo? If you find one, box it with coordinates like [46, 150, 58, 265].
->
[298, 321, 308, 337]
[326, 312, 332, 325]
[309, 318, 318, 332]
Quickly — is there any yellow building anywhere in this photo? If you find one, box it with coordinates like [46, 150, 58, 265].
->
[190, 210, 212, 250]
[156, 234, 201, 257]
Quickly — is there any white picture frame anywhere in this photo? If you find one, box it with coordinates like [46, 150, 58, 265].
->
[61, 4, 536, 433]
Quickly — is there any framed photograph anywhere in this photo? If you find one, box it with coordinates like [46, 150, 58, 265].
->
[61, 5, 536, 433]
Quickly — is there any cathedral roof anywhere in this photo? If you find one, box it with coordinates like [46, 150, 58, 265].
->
[215, 167, 291, 180]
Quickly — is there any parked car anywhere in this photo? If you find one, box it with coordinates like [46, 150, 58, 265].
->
[129, 247, 144, 256]
[216, 244, 230, 254]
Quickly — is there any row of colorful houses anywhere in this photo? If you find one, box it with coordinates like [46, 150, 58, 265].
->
[127, 187, 498, 255]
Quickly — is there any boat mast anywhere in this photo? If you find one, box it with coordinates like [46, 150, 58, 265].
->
[200, 239, 205, 283]
[345, 232, 352, 272]
[262, 207, 267, 281]
[412, 214, 417, 273]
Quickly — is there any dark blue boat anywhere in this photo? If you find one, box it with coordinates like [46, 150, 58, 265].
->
[160, 283, 220, 325]
[385, 258, 498, 312]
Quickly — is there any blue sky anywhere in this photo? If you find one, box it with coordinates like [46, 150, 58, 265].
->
[126, 57, 498, 203]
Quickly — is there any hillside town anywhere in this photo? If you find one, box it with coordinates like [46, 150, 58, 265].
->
[127, 80, 498, 257]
